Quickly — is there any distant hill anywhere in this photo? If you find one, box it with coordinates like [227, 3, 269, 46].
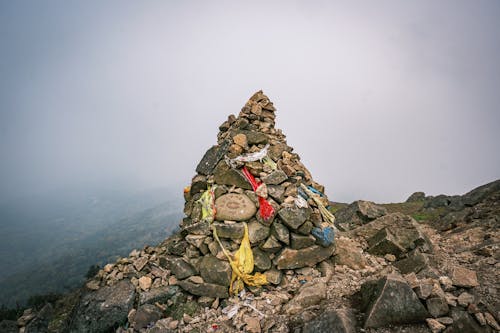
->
[0, 187, 183, 307]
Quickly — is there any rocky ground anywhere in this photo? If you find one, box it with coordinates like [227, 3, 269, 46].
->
[3, 92, 498, 333]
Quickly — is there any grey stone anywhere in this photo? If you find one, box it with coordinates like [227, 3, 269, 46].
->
[252, 247, 272, 272]
[69, 280, 135, 333]
[215, 193, 257, 221]
[212, 222, 245, 239]
[239, 130, 268, 145]
[267, 185, 285, 203]
[199, 256, 231, 286]
[451, 266, 479, 288]
[190, 175, 207, 196]
[276, 245, 336, 270]
[247, 220, 270, 244]
[394, 250, 431, 274]
[132, 304, 162, 330]
[196, 140, 231, 176]
[177, 280, 229, 298]
[278, 206, 311, 229]
[262, 170, 288, 185]
[335, 200, 387, 231]
[406, 192, 426, 202]
[426, 297, 450, 318]
[367, 228, 406, 258]
[260, 235, 282, 253]
[213, 160, 252, 190]
[290, 233, 316, 250]
[443, 309, 488, 333]
[360, 273, 429, 328]
[297, 221, 313, 235]
[139, 286, 180, 305]
[166, 257, 197, 279]
[284, 281, 327, 315]
[303, 308, 356, 333]
[264, 269, 283, 285]
[271, 222, 290, 245]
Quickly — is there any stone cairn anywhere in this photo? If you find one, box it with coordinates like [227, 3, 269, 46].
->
[173, 90, 337, 298]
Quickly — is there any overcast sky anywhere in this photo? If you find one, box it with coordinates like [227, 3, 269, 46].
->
[1, 0, 499, 204]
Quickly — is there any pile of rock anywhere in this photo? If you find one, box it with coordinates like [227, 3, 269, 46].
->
[174, 90, 336, 297]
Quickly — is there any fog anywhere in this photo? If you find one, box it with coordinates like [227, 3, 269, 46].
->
[1, 0, 499, 204]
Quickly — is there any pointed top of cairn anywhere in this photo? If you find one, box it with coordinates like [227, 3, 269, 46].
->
[175, 91, 336, 298]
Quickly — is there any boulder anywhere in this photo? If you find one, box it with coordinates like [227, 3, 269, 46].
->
[212, 221, 245, 239]
[195, 141, 231, 176]
[262, 170, 288, 185]
[247, 220, 270, 244]
[333, 236, 366, 269]
[177, 280, 229, 298]
[394, 250, 431, 274]
[406, 192, 426, 202]
[166, 257, 197, 280]
[215, 193, 257, 221]
[278, 206, 311, 229]
[199, 256, 231, 286]
[275, 245, 336, 270]
[443, 308, 489, 333]
[302, 308, 356, 333]
[213, 160, 252, 190]
[360, 273, 428, 328]
[252, 247, 272, 271]
[334, 200, 387, 231]
[139, 286, 181, 305]
[271, 222, 290, 245]
[290, 233, 316, 250]
[451, 266, 479, 288]
[69, 280, 135, 333]
[426, 296, 450, 318]
[284, 281, 327, 315]
[131, 304, 162, 330]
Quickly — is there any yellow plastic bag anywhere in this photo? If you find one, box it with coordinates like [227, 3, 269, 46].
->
[197, 186, 216, 223]
[213, 223, 268, 295]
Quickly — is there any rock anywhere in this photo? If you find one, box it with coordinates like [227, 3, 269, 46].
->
[264, 269, 283, 285]
[427, 297, 450, 318]
[133, 256, 148, 272]
[439, 276, 454, 291]
[271, 222, 290, 245]
[360, 273, 429, 328]
[290, 233, 316, 249]
[185, 235, 206, 249]
[437, 317, 454, 325]
[190, 174, 207, 195]
[414, 280, 434, 299]
[255, 183, 268, 198]
[139, 286, 180, 305]
[457, 292, 474, 307]
[297, 221, 313, 235]
[367, 228, 406, 258]
[302, 308, 356, 333]
[394, 250, 431, 274]
[335, 200, 387, 231]
[262, 170, 288, 185]
[131, 304, 162, 330]
[167, 257, 197, 280]
[213, 160, 252, 190]
[244, 316, 261, 333]
[177, 280, 229, 298]
[69, 280, 135, 333]
[215, 193, 257, 221]
[475, 313, 487, 326]
[212, 221, 245, 239]
[260, 235, 282, 252]
[484, 312, 500, 330]
[267, 185, 285, 203]
[196, 141, 231, 176]
[284, 281, 327, 315]
[351, 213, 432, 254]
[426, 318, 446, 333]
[233, 133, 248, 148]
[247, 220, 270, 244]
[278, 206, 311, 229]
[139, 276, 152, 291]
[451, 266, 479, 288]
[252, 247, 272, 271]
[199, 256, 231, 286]
[443, 308, 488, 333]
[406, 192, 426, 202]
[239, 130, 268, 145]
[276, 245, 335, 270]
[333, 237, 366, 269]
